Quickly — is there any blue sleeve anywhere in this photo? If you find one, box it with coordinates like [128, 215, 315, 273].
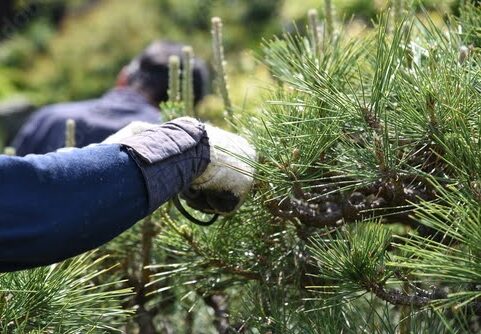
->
[0, 144, 148, 272]
[0, 137, 209, 272]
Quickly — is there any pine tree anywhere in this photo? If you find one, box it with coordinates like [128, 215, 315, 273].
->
[147, 2, 481, 332]
[1, 2, 480, 333]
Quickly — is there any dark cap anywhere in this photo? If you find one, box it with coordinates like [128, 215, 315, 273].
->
[126, 41, 209, 105]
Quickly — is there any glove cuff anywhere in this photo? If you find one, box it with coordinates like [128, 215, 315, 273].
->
[121, 117, 211, 213]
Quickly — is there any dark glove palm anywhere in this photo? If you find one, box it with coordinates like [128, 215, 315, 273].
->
[180, 187, 240, 215]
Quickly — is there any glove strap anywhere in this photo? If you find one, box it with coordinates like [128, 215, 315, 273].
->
[172, 195, 219, 226]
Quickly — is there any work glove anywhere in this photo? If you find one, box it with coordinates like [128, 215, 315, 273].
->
[180, 123, 256, 215]
[103, 117, 256, 216]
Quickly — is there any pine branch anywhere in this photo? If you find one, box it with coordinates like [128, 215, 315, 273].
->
[264, 174, 436, 229]
[176, 224, 262, 281]
[0, 253, 133, 332]
[133, 215, 157, 334]
[366, 280, 448, 307]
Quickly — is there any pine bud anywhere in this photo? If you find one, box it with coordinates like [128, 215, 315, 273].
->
[182, 46, 195, 117]
[292, 148, 300, 160]
[168, 55, 180, 103]
[178, 225, 193, 241]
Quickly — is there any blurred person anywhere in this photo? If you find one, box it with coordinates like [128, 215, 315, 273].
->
[0, 117, 256, 272]
[11, 41, 209, 156]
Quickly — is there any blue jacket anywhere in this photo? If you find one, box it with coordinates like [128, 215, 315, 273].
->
[0, 119, 210, 272]
[11, 88, 162, 156]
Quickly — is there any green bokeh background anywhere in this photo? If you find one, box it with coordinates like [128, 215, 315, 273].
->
[0, 0, 457, 104]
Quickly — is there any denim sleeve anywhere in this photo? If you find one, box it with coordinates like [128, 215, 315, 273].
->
[0, 127, 209, 272]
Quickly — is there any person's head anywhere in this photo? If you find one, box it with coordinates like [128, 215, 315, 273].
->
[118, 41, 209, 106]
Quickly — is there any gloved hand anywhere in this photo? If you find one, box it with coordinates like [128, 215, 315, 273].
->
[103, 117, 256, 215]
[181, 123, 256, 215]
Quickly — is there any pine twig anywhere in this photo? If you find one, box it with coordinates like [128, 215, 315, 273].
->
[393, 0, 403, 26]
[124, 215, 159, 334]
[324, 0, 334, 41]
[65, 119, 76, 148]
[159, 210, 262, 281]
[182, 46, 195, 117]
[168, 55, 180, 102]
[211, 17, 234, 123]
[185, 311, 195, 334]
[307, 9, 321, 57]
[141, 215, 155, 293]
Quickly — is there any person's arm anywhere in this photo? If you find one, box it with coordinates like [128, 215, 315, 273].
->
[0, 118, 210, 272]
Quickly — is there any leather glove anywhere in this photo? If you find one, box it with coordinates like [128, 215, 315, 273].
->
[103, 118, 256, 215]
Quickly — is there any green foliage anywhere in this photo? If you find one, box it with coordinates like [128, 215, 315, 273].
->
[309, 222, 392, 306]
[26, 0, 167, 104]
[391, 182, 481, 308]
[0, 0, 282, 105]
[149, 203, 296, 294]
[458, 2, 481, 47]
[1, 1, 480, 332]
[142, 3, 481, 331]
[247, 5, 480, 331]
[236, 284, 471, 333]
[0, 253, 132, 333]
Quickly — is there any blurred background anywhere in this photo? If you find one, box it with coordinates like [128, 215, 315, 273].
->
[0, 0, 458, 146]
